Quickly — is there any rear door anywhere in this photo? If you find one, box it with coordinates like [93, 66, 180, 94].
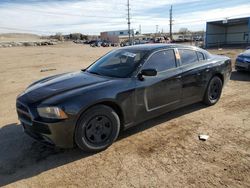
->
[178, 49, 208, 103]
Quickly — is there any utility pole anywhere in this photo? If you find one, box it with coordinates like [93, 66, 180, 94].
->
[139, 24, 141, 34]
[127, 0, 131, 45]
[169, 5, 173, 40]
[156, 25, 159, 35]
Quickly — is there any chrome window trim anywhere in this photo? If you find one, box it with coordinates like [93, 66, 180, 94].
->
[177, 48, 206, 67]
[137, 48, 179, 75]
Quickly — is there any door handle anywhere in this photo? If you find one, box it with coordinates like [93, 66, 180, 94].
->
[205, 69, 210, 72]
[175, 75, 181, 79]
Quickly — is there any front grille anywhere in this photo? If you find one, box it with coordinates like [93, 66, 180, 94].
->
[17, 100, 51, 134]
[16, 101, 29, 113]
[32, 122, 51, 134]
[16, 101, 32, 125]
[23, 123, 53, 145]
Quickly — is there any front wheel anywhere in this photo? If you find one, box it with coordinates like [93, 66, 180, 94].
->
[203, 76, 223, 105]
[75, 105, 120, 152]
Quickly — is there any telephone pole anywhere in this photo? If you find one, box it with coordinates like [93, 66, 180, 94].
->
[169, 5, 173, 40]
[127, 0, 131, 45]
[156, 25, 159, 34]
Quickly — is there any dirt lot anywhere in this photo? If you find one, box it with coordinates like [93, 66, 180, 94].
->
[0, 42, 250, 187]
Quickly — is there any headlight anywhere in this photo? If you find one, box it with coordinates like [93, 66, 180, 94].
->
[37, 107, 68, 119]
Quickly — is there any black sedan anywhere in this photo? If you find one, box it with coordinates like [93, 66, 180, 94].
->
[16, 44, 232, 152]
[235, 49, 250, 71]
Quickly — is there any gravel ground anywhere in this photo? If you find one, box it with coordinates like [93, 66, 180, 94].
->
[0, 42, 249, 187]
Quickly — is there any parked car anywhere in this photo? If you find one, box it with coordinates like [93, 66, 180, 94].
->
[88, 40, 96, 45]
[120, 41, 131, 47]
[134, 39, 149, 45]
[193, 36, 203, 41]
[16, 44, 231, 152]
[235, 49, 250, 71]
[111, 43, 119, 47]
[73, 40, 86, 44]
[101, 40, 111, 47]
[89, 40, 102, 47]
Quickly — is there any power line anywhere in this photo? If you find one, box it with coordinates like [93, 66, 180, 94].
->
[1, 1, 249, 34]
[129, 0, 247, 15]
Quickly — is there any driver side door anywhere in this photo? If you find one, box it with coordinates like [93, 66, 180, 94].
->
[135, 49, 182, 121]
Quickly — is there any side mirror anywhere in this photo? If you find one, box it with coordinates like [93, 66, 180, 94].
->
[141, 69, 157, 76]
[138, 69, 157, 80]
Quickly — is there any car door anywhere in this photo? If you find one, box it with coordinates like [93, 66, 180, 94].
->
[178, 49, 208, 103]
[135, 49, 182, 121]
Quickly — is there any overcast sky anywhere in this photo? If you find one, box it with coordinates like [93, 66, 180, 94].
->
[0, 0, 249, 35]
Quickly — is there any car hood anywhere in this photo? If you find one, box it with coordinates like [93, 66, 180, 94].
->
[241, 50, 250, 57]
[20, 71, 110, 103]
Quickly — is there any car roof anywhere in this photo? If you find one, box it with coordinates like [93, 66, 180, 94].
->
[121, 43, 211, 59]
[121, 43, 199, 51]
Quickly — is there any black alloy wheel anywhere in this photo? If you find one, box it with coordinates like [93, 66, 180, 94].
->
[75, 105, 120, 152]
[85, 115, 112, 145]
[203, 76, 223, 105]
[208, 79, 221, 100]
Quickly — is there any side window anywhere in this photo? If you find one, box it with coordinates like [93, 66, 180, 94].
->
[179, 49, 198, 65]
[143, 50, 176, 72]
[197, 51, 205, 61]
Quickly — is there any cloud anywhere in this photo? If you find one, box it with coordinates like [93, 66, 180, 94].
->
[0, 0, 249, 35]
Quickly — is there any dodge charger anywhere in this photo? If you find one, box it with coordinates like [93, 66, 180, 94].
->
[16, 44, 232, 152]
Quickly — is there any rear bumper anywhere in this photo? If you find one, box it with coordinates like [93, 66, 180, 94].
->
[21, 119, 76, 148]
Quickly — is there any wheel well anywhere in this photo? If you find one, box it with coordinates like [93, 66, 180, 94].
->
[98, 101, 124, 126]
[214, 73, 224, 85]
[73, 101, 124, 147]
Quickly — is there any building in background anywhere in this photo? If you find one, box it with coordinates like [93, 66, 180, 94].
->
[206, 17, 250, 48]
[100, 29, 143, 43]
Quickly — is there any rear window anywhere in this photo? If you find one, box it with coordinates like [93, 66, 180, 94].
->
[179, 49, 198, 65]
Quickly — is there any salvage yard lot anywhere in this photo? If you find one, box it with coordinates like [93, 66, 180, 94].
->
[0, 42, 250, 187]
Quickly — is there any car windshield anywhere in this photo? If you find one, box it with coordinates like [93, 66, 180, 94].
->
[86, 49, 148, 78]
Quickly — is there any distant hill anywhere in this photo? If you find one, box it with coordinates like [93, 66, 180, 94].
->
[0, 33, 43, 42]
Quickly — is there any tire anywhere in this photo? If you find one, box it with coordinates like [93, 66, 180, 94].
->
[75, 105, 120, 152]
[203, 76, 223, 106]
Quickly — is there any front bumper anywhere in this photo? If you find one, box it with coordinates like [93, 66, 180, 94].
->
[235, 61, 250, 71]
[16, 101, 76, 148]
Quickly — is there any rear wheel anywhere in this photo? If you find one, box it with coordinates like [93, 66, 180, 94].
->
[75, 105, 120, 152]
[203, 76, 223, 105]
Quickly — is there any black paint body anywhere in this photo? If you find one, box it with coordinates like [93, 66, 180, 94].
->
[16, 44, 232, 148]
